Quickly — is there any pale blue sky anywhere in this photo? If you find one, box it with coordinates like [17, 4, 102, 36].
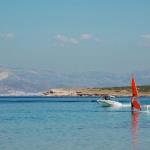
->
[0, 0, 150, 73]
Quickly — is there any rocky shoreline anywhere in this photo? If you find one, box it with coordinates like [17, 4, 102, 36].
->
[43, 88, 150, 97]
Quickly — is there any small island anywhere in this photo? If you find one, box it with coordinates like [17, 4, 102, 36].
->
[43, 85, 150, 97]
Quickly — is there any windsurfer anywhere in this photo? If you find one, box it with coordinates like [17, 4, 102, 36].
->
[131, 99, 134, 111]
[131, 75, 141, 111]
[131, 97, 141, 111]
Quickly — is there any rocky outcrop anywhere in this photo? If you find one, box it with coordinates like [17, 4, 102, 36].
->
[43, 87, 150, 96]
[43, 89, 77, 96]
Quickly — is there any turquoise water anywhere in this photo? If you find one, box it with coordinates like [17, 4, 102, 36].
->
[0, 96, 150, 150]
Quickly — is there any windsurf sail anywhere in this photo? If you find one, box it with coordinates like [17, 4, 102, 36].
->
[131, 75, 141, 110]
[131, 97, 141, 110]
[131, 75, 138, 97]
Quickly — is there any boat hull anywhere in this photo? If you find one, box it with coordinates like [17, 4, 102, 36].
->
[97, 99, 122, 107]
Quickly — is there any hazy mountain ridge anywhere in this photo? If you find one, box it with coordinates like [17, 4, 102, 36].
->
[0, 66, 150, 95]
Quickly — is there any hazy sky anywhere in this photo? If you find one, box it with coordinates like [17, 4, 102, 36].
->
[0, 0, 150, 73]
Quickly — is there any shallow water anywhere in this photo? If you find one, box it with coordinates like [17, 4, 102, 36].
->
[0, 96, 150, 150]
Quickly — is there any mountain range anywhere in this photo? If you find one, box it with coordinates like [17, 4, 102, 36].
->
[0, 66, 150, 95]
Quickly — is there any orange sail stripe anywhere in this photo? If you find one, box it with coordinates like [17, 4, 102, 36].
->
[131, 76, 138, 97]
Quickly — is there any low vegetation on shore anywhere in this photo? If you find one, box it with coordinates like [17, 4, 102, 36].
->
[43, 85, 150, 96]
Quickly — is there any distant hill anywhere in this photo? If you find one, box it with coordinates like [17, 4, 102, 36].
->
[43, 85, 150, 96]
[99, 85, 150, 93]
[0, 66, 150, 95]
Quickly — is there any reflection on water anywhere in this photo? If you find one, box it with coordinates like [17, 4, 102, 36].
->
[0, 97, 150, 150]
[131, 111, 140, 150]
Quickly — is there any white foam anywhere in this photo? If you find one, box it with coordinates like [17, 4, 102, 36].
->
[121, 103, 131, 107]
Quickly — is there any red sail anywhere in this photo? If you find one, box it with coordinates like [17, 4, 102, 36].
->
[132, 97, 141, 110]
[131, 76, 138, 97]
[131, 75, 141, 110]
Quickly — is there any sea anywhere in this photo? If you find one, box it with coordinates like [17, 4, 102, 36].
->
[0, 96, 150, 150]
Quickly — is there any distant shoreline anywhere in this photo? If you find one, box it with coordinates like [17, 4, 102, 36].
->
[43, 86, 150, 97]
